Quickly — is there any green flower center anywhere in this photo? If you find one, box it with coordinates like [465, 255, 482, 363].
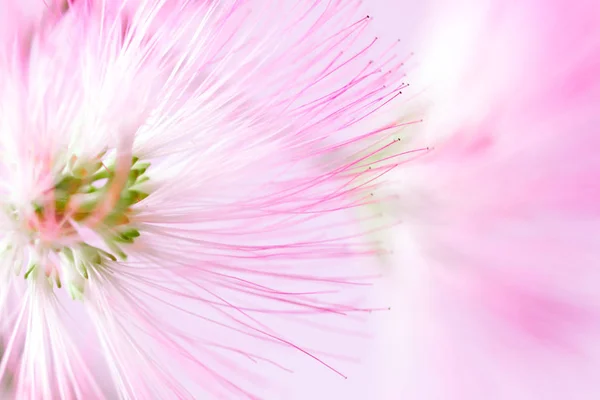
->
[6, 153, 151, 299]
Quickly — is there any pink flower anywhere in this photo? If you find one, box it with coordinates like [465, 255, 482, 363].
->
[0, 0, 409, 398]
[382, 0, 600, 399]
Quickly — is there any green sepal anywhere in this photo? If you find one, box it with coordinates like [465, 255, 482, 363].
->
[24, 264, 37, 280]
[104, 240, 127, 260]
[92, 168, 112, 181]
[129, 190, 149, 204]
[68, 282, 84, 301]
[61, 247, 75, 262]
[134, 176, 150, 185]
[76, 262, 89, 279]
[32, 203, 44, 214]
[131, 161, 150, 173]
[121, 228, 140, 239]
[55, 176, 83, 194]
[115, 234, 134, 244]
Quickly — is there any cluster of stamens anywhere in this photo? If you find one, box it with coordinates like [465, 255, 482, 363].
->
[3, 153, 151, 300]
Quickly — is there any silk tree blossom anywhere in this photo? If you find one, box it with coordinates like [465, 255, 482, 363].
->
[380, 0, 600, 399]
[0, 0, 414, 398]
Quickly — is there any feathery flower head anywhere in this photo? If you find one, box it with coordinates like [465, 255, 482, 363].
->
[0, 0, 409, 398]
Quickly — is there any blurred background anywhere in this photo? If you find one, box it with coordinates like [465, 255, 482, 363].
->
[348, 1, 600, 399]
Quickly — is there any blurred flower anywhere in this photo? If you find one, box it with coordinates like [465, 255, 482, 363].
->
[0, 0, 410, 398]
[382, 0, 600, 399]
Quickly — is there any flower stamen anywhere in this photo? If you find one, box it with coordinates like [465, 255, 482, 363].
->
[5, 151, 151, 299]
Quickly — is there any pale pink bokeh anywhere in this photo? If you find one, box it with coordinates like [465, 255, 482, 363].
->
[378, 0, 600, 399]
